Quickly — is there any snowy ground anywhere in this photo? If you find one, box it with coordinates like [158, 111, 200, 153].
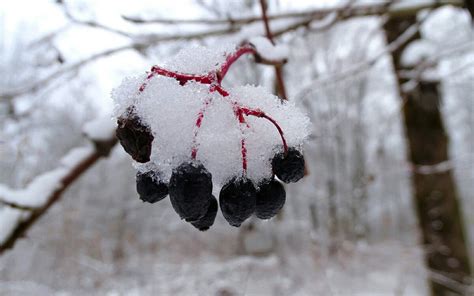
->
[0, 237, 428, 295]
[0, 148, 429, 296]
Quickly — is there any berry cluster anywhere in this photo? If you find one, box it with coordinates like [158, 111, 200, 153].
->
[114, 43, 308, 230]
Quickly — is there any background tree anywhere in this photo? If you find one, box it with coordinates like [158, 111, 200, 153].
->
[0, 0, 472, 294]
[383, 10, 472, 294]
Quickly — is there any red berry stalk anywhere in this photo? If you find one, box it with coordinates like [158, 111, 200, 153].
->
[137, 44, 287, 174]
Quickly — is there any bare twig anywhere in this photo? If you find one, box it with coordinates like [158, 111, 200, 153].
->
[122, 0, 462, 25]
[297, 13, 427, 101]
[259, 0, 287, 100]
[0, 26, 242, 100]
[60, 2, 132, 38]
[3, 0, 458, 101]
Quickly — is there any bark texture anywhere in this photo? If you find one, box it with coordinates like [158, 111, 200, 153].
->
[384, 14, 472, 296]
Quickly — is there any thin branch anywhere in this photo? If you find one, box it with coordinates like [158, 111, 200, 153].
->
[297, 14, 426, 101]
[399, 39, 474, 90]
[123, 0, 462, 25]
[0, 26, 243, 100]
[60, 2, 132, 38]
[428, 270, 472, 294]
[2, 0, 462, 101]
[259, 0, 287, 100]
[0, 44, 134, 99]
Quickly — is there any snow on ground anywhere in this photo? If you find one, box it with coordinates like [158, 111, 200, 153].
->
[0, 232, 428, 296]
[0, 148, 429, 295]
[95, 243, 427, 296]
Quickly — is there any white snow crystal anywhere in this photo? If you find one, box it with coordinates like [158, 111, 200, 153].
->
[163, 43, 237, 75]
[112, 43, 310, 186]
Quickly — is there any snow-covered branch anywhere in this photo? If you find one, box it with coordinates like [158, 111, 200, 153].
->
[0, 117, 117, 254]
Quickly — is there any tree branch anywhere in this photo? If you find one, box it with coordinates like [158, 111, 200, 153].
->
[296, 13, 427, 101]
[259, 0, 288, 100]
[0, 135, 117, 254]
[61, 3, 132, 38]
[122, 0, 462, 25]
[3, 0, 459, 101]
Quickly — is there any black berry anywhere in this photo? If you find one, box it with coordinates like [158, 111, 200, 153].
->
[169, 162, 212, 222]
[191, 195, 218, 231]
[272, 147, 305, 183]
[116, 108, 154, 163]
[219, 177, 256, 227]
[136, 171, 168, 203]
[255, 179, 286, 219]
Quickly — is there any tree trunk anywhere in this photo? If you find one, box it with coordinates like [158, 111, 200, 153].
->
[465, 0, 474, 21]
[383, 15, 472, 295]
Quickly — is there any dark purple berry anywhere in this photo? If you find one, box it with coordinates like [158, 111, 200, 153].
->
[191, 195, 218, 231]
[219, 177, 256, 227]
[116, 108, 154, 163]
[255, 179, 286, 220]
[272, 147, 305, 183]
[169, 162, 212, 222]
[136, 171, 168, 203]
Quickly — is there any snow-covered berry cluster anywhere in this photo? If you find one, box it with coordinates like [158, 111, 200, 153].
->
[112, 40, 310, 230]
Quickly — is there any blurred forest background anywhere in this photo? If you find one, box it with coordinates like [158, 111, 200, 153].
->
[0, 0, 473, 295]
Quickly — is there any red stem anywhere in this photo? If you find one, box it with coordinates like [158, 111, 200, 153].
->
[217, 45, 256, 83]
[137, 45, 287, 173]
[240, 107, 288, 154]
[139, 66, 213, 92]
[210, 84, 230, 97]
[191, 98, 212, 159]
[150, 66, 213, 84]
[233, 106, 249, 174]
[139, 45, 256, 92]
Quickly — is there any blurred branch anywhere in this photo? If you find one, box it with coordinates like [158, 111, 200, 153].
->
[59, 2, 132, 38]
[0, 17, 323, 100]
[28, 25, 71, 47]
[122, 0, 462, 25]
[0, 136, 117, 255]
[0, 26, 239, 100]
[297, 13, 426, 101]
[259, 0, 288, 100]
[0, 44, 134, 100]
[399, 39, 473, 92]
[1, 0, 462, 101]
[429, 269, 473, 294]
